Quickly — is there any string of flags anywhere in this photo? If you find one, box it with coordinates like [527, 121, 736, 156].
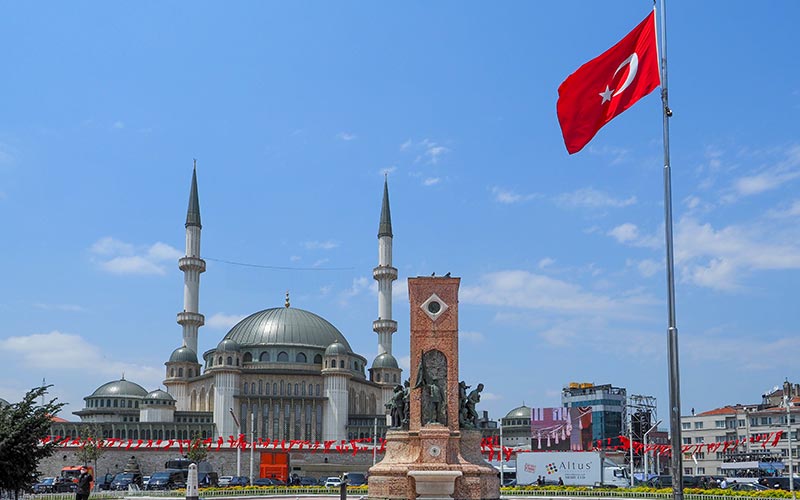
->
[598, 431, 784, 457]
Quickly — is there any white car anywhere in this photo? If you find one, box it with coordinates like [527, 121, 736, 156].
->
[218, 476, 233, 487]
[324, 476, 342, 488]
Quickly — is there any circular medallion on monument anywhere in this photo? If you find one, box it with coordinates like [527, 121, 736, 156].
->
[421, 293, 448, 321]
[428, 445, 442, 457]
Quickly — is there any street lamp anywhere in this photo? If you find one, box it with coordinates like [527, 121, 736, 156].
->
[644, 420, 663, 482]
[785, 396, 796, 500]
[229, 408, 241, 477]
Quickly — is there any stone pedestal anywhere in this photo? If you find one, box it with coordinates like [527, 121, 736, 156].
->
[368, 277, 500, 500]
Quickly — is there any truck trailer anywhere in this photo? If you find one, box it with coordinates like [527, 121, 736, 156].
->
[516, 451, 628, 487]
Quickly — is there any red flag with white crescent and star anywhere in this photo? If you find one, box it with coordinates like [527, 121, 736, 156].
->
[557, 10, 660, 154]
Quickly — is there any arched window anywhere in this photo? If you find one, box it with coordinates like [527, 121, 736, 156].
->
[393, 374, 397, 383]
[258, 380, 263, 395]
[294, 383, 299, 395]
[377, 373, 381, 382]
[226, 356, 233, 365]
[339, 359, 344, 368]
[272, 383, 277, 395]
[170, 368, 175, 377]
[314, 354, 322, 364]
[236, 357, 239, 366]
[188, 369, 194, 377]
[280, 381, 284, 396]
[296, 352, 307, 363]
[178, 367, 183, 377]
[106, 399, 111, 407]
[243, 352, 252, 363]
[218, 356, 223, 365]
[113, 399, 118, 408]
[277, 351, 289, 362]
[251, 382, 256, 394]
[260, 351, 270, 362]
[244, 383, 249, 395]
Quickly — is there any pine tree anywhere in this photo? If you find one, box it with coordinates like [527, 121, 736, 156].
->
[0, 386, 65, 499]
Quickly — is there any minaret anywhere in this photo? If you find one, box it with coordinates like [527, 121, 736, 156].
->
[177, 161, 206, 357]
[373, 176, 398, 355]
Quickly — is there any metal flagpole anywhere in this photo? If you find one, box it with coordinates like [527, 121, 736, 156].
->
[656, 1, 683, 500]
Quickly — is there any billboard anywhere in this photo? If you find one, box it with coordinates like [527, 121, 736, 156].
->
[530, 407, 593, 451]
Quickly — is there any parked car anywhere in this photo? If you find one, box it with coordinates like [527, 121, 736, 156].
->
[228, 476, 249, 487]
[727, 482, 771, 491]
[325, 476, 342, 488]
[53, 477, 77, 493]
[33, 477, 56, 494]
[299, 476, 317, 486]
[111, 472, 143, 490]
[252, 478, 274, 486]
[347, 472, 368, 486]
[270, 478, 286, 486]
[146, 471, 185, 490]
[218, 475, 233, 487]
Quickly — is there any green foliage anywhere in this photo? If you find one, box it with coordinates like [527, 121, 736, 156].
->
[186, 433, 209, 463]
[75, 424, 105, 467]
[0, 385, 65, 495]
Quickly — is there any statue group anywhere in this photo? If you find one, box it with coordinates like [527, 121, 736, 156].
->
[386, 380, 410, 428]
[459, 381, 484, 428]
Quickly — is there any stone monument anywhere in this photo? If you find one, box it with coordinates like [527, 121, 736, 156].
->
[368, 276, 500, 500]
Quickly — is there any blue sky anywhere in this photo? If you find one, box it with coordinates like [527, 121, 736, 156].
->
[1, 2, 799, 430]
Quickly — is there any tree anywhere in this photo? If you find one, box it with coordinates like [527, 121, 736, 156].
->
[186, 433, 209, 464]
[75, 425, 105, 477]
[0, 385, 65, 499]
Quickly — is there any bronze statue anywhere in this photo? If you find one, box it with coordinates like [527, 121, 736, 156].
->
[465, 383, 484, 427]
[458, 380, 471, 427]
[402, 379, 410, 428]
[387, 384, 405, 428]
[414, 350, 447, 425]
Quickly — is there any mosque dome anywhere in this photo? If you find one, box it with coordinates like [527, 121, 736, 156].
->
[144, 389, 175, 403]
[169, 345, 198, 363]
[216, 338, 240, 352]
[90, 378, 148, 398]
[372, 352, 399, 369]
[504, 405, 532, 419]
[0, 397, 9, 408]
[223, 307, 352, 351]
[325, 341, 349, 356]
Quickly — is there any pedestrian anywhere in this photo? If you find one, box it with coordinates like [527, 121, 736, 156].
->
[558, 477, 564, 486]
[719, 478, 728, 489]
[76, 466, 93, 500]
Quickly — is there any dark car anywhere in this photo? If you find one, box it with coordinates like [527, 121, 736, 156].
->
[53, 477, 77, 493]
[110, 472, 143, 490]
[97, 473, 115, 491]
[728, 482, 771, 491]
[146, 471, 185, 490]
[252, 478, 274, 487]
[347, 472, 368, 487]
[228, 476, 249, 487]
[33, 477, 56, 494]
[299, 476, 317, 486]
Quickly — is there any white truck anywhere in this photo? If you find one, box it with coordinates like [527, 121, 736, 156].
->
[516, 451, 628, 487]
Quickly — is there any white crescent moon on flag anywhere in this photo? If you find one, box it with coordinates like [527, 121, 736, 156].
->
[612, 53, 638, 97]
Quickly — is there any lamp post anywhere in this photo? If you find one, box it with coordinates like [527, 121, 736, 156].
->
[249, 411, 254, 485]
[229, 408, 241, 477]
[644, 420, 663, 483]
[785, 396, 796, 500]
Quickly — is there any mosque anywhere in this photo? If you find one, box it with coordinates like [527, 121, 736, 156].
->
[50, 167, 402, 444]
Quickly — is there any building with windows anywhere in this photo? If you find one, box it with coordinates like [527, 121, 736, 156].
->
[50, 168, 401, 444]
[561, 382, 627, 443]
[680, 381, 800, 478]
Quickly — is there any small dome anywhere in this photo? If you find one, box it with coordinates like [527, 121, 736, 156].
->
[325, 341, 348, 356]
[217, 338, 240, 352]
[144, 389, 175, 402]
[504, 405, 532, 419]
[169, 346, 198, 363]
[372, 352, 399, 369]
[90, 378, 148, 398]
[0, 397, 9, 408]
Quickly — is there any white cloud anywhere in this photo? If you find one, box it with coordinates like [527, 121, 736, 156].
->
[557, 187, 636, 209]
[459, 331, 485, 343]
[206, 313, 246, 330]
[635, 259, 661, 278]
[769, 200, 800, 218]
[586, 145, 630, 164]
[722, 145, 800, 201]
[112, 121, 125, 129]
[461, 270, 654, 318]
[304, 240, 339, 250]
[423, 177, 440, 186]
[289, 255, 301, 262]
[607, 223, 660, 248]
[538, 258, 555, 269]
[380, 166, 397, 176]
[491, 186, 537, 204]
[400, 139, 413, 151]
[90, 237, 180, 276]
[337, 132, 357, 141]
[312, 258, 330, 267]
[0, 331, 162, 384]
[402, 139, 451, 165]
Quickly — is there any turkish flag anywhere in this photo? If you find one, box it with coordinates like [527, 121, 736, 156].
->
[557, 10, 660, 154]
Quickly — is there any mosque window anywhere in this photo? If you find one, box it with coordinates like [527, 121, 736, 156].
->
[393, 374, 398, 383]
[305, 405, 312, 440]
[296, 352, 307, 363]
[278, 351, 289, 362]
[106, 399, 111, 407]
[128, 400, 132, 408]
[243, 352, 252, 363]
[273, 383, 277, 395]
[226, 356, 232, 365]
[377, 373, 381, 382]
[260, 351, 269, 362]
[259, 380, 263, 395]
[208, 357, 213, 367]
[280, 381, 284, 396]
[251, 382, 255, 394]
[273, 402, 280, 438]
[294, 404, 301, 439]
[339, 360, 344, 368]
[170, 368, 175, 377]
[283, 404, 290, 438]
[135, 401, 139, 408]
[236, 357, 239, 366]
[189, 369, 193, 377]
[314, 354, 322, 364]
[178, 368, 184, 377]
[294, 383, 299, 395]
[302, 382, 306, 396]
[218, 356, 223, 365]
[244, 383, 249, 395]
[316, 384, 321, 396]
